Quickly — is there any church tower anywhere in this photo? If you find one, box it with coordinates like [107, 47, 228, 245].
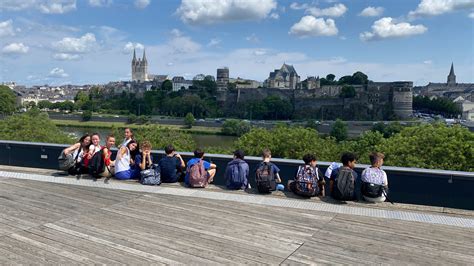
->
[447, 62, 456, 85]
[131, 48, 149, 82]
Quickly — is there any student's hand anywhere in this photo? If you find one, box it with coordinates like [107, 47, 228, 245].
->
[276, 177, 282, 183]
[175, 153, 182, 159]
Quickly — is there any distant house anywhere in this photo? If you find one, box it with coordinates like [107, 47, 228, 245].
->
[172, 76, 193, 91]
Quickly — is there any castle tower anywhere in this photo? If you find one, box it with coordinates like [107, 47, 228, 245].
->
[447, 62, 456, 85]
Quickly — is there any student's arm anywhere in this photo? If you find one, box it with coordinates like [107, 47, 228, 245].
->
[275, 173, 282, 183]
[139, 153, 147, 170]
[63, 143, 80, 155]
[383, 170, 388, 187]
[175, 153, 185, 168]
[103, 148, 111, 166]
[318, 169, 325, 197]
[209, 163, 217, 169]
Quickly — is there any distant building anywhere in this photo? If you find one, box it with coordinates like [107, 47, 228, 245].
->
[454, 97, 474, 121]
[264, 63, 300, 89]
[299, 76, 320, 90]
[131, 49, 149, 82]
[216, 67, 229, 91]
[172, 76, 193, 91]
[229, 77, 262, 89]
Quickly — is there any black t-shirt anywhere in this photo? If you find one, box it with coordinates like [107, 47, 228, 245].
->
[159, 156, 181, 183]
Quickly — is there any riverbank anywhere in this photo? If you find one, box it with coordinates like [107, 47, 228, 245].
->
[52, 119, 223, 135]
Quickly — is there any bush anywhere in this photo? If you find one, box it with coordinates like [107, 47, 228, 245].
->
[330, 119, 348, 141]
[221, 119, 251, 136]
[184, 112, 195, 128]
[82, 110, 92, 121]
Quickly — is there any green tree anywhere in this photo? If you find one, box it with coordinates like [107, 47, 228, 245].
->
[82, 110, 92, 121]
[221, 119, 251, 136]
[326, 74, 336, 82]
[0, 109, 73, 144]
[330, 119, 348, 141]
[339, 85, 356, 98]
[351, 71, 369, 85]
[184, 112, 195, 128]
[0, 85, 17, 115]
[162, 80, 173, 91]
[37, 100, 52, 110]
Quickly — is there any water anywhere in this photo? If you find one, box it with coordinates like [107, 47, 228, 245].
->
[60, 126, 237, 149]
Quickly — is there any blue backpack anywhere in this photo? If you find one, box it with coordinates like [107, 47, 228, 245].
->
[225, 160, 247, 190]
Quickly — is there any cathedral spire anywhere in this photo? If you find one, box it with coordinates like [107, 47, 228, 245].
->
[142, 49, 147, 64]
[132, 49, 137, 63]
[447, 62, 456, 85]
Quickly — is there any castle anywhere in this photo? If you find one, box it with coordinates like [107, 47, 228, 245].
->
[131, 49, 149, 82]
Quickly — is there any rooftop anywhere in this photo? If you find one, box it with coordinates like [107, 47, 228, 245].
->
[0, 165, 473, 264]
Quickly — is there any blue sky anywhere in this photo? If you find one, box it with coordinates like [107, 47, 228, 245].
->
[1, 0, 473, 86]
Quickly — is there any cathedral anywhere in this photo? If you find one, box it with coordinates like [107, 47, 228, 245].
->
[131, 49, 148, 82]
[264, 63, 300, 89]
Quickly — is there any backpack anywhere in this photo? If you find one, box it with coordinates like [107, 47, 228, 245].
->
[88, 148, 107, 178]
[140, 164, 161, 185]
[332, 167, 355, 200]
[188, 160, 208, 188]
[58, 150, 79, 171]
[226, 160, 247, 190]
[255, 162, 276, 193]
[294, 165, 319, 197]
[361, 182, 384, 198]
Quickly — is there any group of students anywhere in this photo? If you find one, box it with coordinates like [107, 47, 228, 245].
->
[223, 149, 389, 203]
[59, 128, 390, 203]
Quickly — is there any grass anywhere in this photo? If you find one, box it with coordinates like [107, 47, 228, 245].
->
[52, 119, 223, 135]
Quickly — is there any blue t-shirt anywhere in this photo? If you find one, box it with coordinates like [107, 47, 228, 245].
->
[185, 158, 211, 185]
[159, 156, 181, 183]
[134, 153, 154, 170]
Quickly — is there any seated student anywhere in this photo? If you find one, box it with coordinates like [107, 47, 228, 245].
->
[158, 145, 185, 183]
[135, 140, 153, 171]
[330, 152, 358, 201]
[185, 149, 217, 188]
[83, 133, 101, 169]
[255, 148, 282, 193]
[120, 127, 134, 148]
[225, 149, 249, 190]
[288, 154, 325, 197]
[60, 134, 91, 175]
[361, 152, 389, 203]
[100, 135, 115, 178]
[114, 140, 140, 180]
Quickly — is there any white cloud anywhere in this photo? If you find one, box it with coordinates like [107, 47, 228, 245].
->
[176, 0, 277, 24]
[423, 60, 433, 64]
[207, 38, 221, 47]
[469, 12, 474, 18]
[269, 12, 279, 19]
[359, 6, 384, 17]
[48, 67, 69, 78]
[134, 0, 150, 9]
[168, 30, 201, 54]
[123, 42, 144, 54]
[53, 53, 80, 60]
[0, 20, 15, 37]
[245, 33, 260, 43]
[38, 0, 76, 14]
[306, 3, 347, 17]
[290, 2, 309, 10]
[2, 43, 29, 54]
[88, 0, 112, 7]
[52, 33, 97, 53]
[289, 16, 338, 37]
[0, 0, 76, 14]
[360, 17, 427, 41]
[409, 0, 474, 17]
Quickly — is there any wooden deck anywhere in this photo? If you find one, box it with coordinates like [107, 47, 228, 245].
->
[0, 169, 473, 264]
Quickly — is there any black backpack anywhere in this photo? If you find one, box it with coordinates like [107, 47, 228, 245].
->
[255, 162, 276, 193]
[294, 165, 319, 197]
[332, 167, 355, 200]
[361, 182, 384, 198]
[88, 149, 107, 178]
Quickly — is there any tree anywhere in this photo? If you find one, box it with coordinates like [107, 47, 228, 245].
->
[37, 100, 52, 110]
[162, 80, 173, 91]
[82, 110, 92, 121]
[184, 112, 195, 128]
[330, 119, 348, 141]
[326, 74, 336, 82]
[0, 85, 17, 115]
[339, 85, 356, 98]
[221, 119, 251, 136]
[351, 71, 369, 85]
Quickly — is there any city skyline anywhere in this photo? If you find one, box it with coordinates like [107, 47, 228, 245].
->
[1, 0, 473, 86]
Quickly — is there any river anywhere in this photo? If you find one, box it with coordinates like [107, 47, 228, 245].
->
[59, 126, 237, 149]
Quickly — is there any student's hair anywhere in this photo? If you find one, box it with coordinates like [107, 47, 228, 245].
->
[165, 144, 175, 155]
[262, 148, 271, 158]
[341, 152, 357, 166]
[234, 149, 245, 160]
[124, 127, 134, 139]
[78, 134, 90, 144]
[194, 148, 204, 158]
[127, 140, 140, 158]
[106, 134, 115, 141]
[141, 140, 152, 150]
[369, 152, 385, 165]
[303, 153, 317, 165]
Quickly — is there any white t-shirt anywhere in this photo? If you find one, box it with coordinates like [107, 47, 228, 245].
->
[361, 167, 388, 186]
[115, 147, 131, 174]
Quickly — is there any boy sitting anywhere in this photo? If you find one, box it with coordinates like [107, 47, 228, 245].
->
[185, 149, 217, 188]
[330, 152, 358, 201]
[255, 148, 282, 193]
[159, 145, 185, 183]
[361, 152, 389, 203]
[288, 154, 325, 197]
[225, 150, 249, 190]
